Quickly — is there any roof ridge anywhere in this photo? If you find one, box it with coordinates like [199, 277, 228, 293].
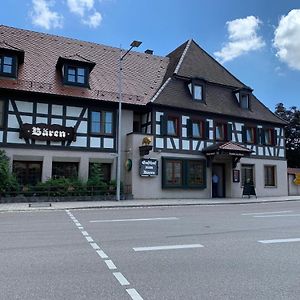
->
[174, 39, 192, 74]
[190, 39, 248, 88]
[151, 77, 172, 102]
[0, 24, 166, 60]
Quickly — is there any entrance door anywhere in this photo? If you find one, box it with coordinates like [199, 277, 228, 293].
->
[212, 164, 225, 198]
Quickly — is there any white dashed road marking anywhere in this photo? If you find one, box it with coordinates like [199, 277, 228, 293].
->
[242, 210, 293, 216]
[90, 242, 100, 250]
[90, 217, 179, 223]
[105, 260, 117, 270]
[65, 210, 144, 299]
[254, 214, 300, 218]
[258, 238, 300, 244]
[133, 244, 204, 252]
[113, 272, 130, 286]
[96, 250, 108, 259]
[126, 288, 144, 300]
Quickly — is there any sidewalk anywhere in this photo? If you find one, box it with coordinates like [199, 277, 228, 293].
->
[1, 196, 300, 212]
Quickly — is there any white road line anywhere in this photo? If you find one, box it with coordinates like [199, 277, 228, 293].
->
[258, 238, 300, 244]
[254, 214, 300, 218]
[86, 236, 94, 242]
[242, 210, 293, 216]
[126, 288, 144, 300]
[78, 226, 84, 230]
[75, 222, 82, 227]
[90, 217, 179, 223]
[96, 250, 108, 259]
[105, 260, 117, 270]
[133, 244, 204, 252]
[90, 243, 100, 250]
[81, 231, 89, 236]
[113, 272, 130, 286]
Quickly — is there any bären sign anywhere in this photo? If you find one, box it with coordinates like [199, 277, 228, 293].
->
[20, 123, 76, 142]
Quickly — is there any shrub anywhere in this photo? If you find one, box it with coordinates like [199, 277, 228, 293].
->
[0, 150, 19, 196]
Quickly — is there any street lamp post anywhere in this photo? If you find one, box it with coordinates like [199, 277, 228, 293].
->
[116, 40, 142, 201]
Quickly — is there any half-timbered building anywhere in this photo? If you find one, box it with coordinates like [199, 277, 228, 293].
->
[0, 25, 288, 199]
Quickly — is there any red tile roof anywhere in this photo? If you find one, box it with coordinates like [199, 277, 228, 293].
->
[0, 25, 169, 105]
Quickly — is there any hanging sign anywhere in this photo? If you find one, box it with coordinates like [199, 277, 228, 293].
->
[139, 159, 158, 177]
[20, 123, 76, 142]
[294, 173, 300, 185]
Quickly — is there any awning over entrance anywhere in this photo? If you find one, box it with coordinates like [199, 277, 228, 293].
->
[202, 141, 253, 168]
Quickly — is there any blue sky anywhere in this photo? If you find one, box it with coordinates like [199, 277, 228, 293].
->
[1, 0, 300, 111]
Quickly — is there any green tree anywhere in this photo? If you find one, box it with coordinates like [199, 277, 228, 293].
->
[275, 103, 300, 167]
[0, 150, 19, 195]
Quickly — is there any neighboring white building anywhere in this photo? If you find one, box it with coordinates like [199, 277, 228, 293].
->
[0, 25, 288, 199]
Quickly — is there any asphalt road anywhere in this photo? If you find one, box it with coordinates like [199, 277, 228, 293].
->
[1, 201, 300, 299]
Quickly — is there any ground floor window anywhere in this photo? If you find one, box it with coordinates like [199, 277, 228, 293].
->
[52, 162, 78, 179]
[264, 165, 276, 187]
[241, 164, 254, 186]
[13, 161, 42, 186]
[88, 163, 111, 182]
[162, 158, 206, 189]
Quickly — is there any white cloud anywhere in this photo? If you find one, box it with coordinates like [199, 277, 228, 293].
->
[66, 0, 102, 28]
[82, 11, 102, 28]
[67, 0, 94, 16]
[214, 16, 265, 64]
[273, 9, 300, 70]
[30, 0, 63, 30]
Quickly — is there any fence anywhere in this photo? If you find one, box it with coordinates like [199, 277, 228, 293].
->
[0, 184, 132, 203]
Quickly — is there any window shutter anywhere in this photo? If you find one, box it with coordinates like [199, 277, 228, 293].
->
[227, 124, 232, 141]
[272, 129, 277, 146]
[255, 128, 259, 144]
[186, 119, 192, 138]
[260, 128, 266, 145]
[160, 115, 167, 136]
[242, 126, 246, 143]
[205, 121, 210, 139]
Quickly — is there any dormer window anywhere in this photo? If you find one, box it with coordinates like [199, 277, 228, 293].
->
[64, 65, 87, 86]
[0, 42, 25, 79]
[188, 79, 205, 101]
[234, 89, 252, 109]
[240, 94, 249, 109]
[0, 55, 14, 76]
[56, 54, 95, 88]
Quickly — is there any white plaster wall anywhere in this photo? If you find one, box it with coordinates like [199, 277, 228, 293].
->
[125, 133, 210, 199]
[231, 158, 288, 197]
[5, 148, 116, 182]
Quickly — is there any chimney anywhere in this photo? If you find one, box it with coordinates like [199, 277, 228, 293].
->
[145, 49, 153, 55]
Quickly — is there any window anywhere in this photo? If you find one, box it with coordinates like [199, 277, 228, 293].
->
[64, 65, 87, 86]
[241, 164, 254, 186]
[240, 94, 249, 109]
[13, 161, 42, 186]
[165, 160, 183, 187]
[90, 111, 113, 135]
[259, 128, 276, 145]
[162, 158, 206, 189]
[191, 120, 203, 138]
[194, 85, 203, 100]
[89, 163, 111, 182]
[166, 116, 179, 136]
[0, 55, 16, 77]
[215, 123, 225, 141]
[187, 161, 205, 186]
[0, 100, 4, 127]
[264, 165, 276, 187]
[242, 126, 256, 144]
[52, 162, 78, 179]
[188, 81, 205, 101]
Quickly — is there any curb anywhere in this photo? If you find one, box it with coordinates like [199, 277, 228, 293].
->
[1, 198, 300, 212]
